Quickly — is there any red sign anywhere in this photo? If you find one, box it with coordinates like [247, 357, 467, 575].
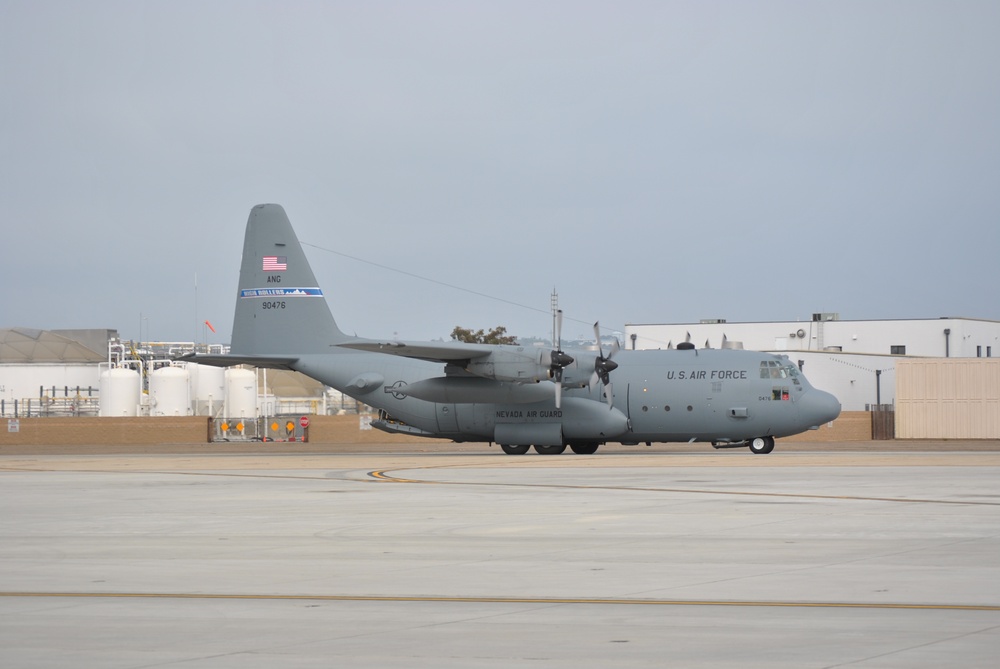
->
[299, 416, 310, 428]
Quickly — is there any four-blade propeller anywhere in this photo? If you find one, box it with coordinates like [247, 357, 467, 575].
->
[546, 309, 574, 409]
[589, 322, 620, 407]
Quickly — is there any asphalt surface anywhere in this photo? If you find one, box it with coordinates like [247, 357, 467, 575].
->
[2, 441, 998, 668]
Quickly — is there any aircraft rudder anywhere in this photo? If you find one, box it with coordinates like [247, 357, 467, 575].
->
[230, 204, 347, 355]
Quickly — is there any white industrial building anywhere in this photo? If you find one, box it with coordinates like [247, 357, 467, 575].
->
[624, 315, 1000, 412]
[0, 328, 355, 421]
[0, 328, 108, 416]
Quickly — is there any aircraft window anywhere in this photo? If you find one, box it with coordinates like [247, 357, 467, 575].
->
[664, 405, 671, 412]
[687, 405, 693, 411]
[761, 360, 787, 379]
[642, 405, 649, 412]
[772, 387, 791, 401]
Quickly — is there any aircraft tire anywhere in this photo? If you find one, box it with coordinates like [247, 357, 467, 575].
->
[533, 444, 567, 455]
[500, 444, 531, 455]
[748, 436, 775, 454]
[569, 444, 600, 455]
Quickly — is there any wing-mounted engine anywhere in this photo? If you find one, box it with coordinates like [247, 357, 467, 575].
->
[533, 322, 621, 406]
[465, 347, 564, 384]
[465, 310, 575, 408]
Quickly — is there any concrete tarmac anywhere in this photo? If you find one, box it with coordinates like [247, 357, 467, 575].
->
[2, 442, 999, 668]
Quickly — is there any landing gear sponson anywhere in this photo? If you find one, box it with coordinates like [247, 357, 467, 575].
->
[501, 437, 776, 455]
[499, 443, 600, 455]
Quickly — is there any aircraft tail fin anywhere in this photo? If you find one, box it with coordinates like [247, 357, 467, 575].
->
[230, 204, 349, 356]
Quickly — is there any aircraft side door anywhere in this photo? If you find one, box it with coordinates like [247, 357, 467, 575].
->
[435, 402, 459, 434]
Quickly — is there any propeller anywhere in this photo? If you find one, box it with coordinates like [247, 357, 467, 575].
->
[589, 322, 620, 407]
[545, 309, 574, 409]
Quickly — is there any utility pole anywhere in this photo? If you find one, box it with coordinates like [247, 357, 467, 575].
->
[550, 289, 559, 345]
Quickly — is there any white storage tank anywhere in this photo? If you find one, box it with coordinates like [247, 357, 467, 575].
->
[225, 368, 257, 419]
[149, 365, 192, 416]
[99, 366, 141, 416]
[191, 363, 226, 416]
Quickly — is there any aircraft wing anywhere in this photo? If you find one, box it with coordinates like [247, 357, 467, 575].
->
[337, 340, 494, 364]
[174, 353, 299, 370]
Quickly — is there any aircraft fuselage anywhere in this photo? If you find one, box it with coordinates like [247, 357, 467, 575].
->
[187, 204, 842, 455]
[294, 346, 840, 449]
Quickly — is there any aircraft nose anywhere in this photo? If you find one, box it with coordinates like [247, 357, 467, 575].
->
[799, 389, 841, 427]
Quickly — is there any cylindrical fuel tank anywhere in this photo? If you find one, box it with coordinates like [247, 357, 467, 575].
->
[190, 363, 226, 416]
[224, 368, 257, 419]
[99, 366, 141, 416]
[149, 365, 192, 416]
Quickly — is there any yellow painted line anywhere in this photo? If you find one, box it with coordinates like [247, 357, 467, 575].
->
[1, 592, 998, 611]
[366, 469, 1000, 506]
[369, 470, 428, 484]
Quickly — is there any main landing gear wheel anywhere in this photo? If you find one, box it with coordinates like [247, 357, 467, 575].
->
[748, 436, 775, 454]
[500, 444, 530, 455]
[534, 444, 567, 455]
[569, 444, 599, 455]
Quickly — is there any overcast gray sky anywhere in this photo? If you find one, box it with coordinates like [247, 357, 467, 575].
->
[3, 1, 998, 344]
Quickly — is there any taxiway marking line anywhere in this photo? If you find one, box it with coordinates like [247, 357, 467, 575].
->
[1, 592, 998, 611]
[367, 470, 1000, 506]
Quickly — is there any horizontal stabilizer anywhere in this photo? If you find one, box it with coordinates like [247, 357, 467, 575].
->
[338, 340, 493, 364]
[175, 353, 299, 370]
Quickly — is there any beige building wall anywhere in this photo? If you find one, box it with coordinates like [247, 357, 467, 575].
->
[896, 359, 1000, 439]
[2, 413, 869, 449]
[0, 416, 212, 447]
[781, 411, 871, 442]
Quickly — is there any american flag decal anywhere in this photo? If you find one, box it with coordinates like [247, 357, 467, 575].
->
[262, 256, 287, 271]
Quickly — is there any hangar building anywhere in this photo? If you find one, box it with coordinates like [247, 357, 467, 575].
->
[624, 314, 1000, 416]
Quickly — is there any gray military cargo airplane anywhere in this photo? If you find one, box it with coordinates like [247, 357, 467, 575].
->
[185, 204, 841, 455]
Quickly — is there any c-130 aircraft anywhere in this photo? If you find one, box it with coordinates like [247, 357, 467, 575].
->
[186, 204, 841, 455]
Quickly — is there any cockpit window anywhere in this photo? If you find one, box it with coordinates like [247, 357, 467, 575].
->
[784, 364, 802, 386]
[760, 361, 787, 379]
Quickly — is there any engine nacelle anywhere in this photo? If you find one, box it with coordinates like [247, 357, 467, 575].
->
[465, 348, 550, 383]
